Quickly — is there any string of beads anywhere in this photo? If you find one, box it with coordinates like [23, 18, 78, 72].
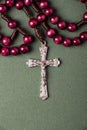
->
[0, 0, 87, 56]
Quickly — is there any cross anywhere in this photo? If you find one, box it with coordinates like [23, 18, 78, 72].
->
[26, 43, 60, 100]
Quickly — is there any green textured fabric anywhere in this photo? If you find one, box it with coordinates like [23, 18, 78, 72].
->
[0, 0, 87, 130]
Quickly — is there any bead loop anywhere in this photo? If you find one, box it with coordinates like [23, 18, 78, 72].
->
[41, 40, 47, 45]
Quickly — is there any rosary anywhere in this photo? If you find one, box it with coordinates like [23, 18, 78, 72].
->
[0, 0, 87, 100]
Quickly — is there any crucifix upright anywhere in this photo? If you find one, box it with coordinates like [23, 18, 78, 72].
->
[26, 41, 60, 100]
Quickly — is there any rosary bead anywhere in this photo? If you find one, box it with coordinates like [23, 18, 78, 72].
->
[23, 35, 33, 44]
[46, 28, 56, 38]
[53, 35, 62, 44]
[0, 4, 7, 13]
[72, 37, 81, 46]
[83, 12, 87, 20]
[63, 38, 71, 47]
[44, 7, 53, 16]
[57, 20, 67, 30]
[2, 36, 11, 46]
[39, 1, 48, 9]
[23, 0, 32, 6]
[8, 20, 17, 29]
[28, 18, 38, 28]
[15, 1, 23, 10]
[1, 47, 9, 56]
[10, 47, 19, 56]
[20, 44, 29, 54]
[5, 0, 14, 7]
[50, 15, 59, 25]
[67, 23, 76, 32]
[80, 32, 87, 41]
[37, 13, 46, 22]
[80, 0, 86, 3]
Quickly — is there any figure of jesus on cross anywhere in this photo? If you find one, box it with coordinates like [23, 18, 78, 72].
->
[26, 41, 60, 100]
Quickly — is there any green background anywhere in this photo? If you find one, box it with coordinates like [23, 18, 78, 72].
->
[0, 0, 87, 130]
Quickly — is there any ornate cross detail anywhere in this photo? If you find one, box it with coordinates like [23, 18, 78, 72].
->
[26, 43, 60, 100]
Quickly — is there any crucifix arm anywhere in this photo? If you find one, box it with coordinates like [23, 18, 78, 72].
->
[46, 59, 60, 67]
[26, 59, 41, 67]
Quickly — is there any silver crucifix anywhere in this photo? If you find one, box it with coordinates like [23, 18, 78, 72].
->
[26, 41, 60, 100]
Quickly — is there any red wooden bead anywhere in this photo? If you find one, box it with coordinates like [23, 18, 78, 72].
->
[23, 35, 33, 44]
[80, 32, 87, 41]
[2, 36, 11, 46]
[57, 20, 66, 30]
[80, 0, 86, 3]
[63, 38, 71, 47]
[1, 47, 9, 56]
[23, 0, 32, 6]
[20, 44, 29, 54]
[37, 13, 46, 22]
[0, 4, 7, 13]
[5, 0, 14, 7]
[39, 1, 48, 9]
[10, 47, 19, 56]
[44, 7, 53, 16]
[28, 18, 38, 28]
[46, 28, 56, 38]
[72, 37, 81, 46]
[8, 20, 17, 29]
[50, 15, 59, 25]
[67, 23, 76, 32]
[15, 1, 23, 10]
[53, 35, 62, 44]
[83, 12, 87, 20]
